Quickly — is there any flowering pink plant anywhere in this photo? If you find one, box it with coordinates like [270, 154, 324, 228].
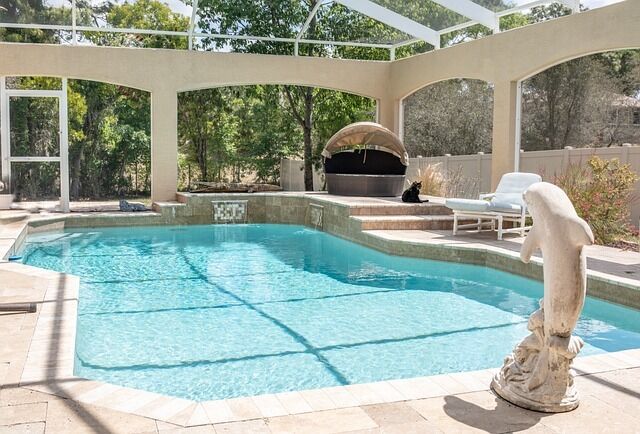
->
[555, 156, 638, 245]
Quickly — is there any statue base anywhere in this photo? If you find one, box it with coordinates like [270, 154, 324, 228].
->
[491, 364, 579, 413]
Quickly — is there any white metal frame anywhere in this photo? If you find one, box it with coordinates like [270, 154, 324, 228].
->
[452, 197, 530, 241]
[514, 80, 523, 171]
[0, 77, 70, 212]
[0, 0, 578, 59]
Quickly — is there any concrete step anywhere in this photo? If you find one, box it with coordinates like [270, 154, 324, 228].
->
[0, 211, 30, 225]
[152, 201, 187, 212]
[348, 203, 451, 217]
[350, 214, 472, 231]
[176, 193, 190, 204]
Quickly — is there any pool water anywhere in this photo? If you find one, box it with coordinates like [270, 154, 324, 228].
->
[22, 224, 640, 401]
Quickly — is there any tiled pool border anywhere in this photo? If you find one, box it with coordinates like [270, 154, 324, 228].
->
[2, 193, 640, 426]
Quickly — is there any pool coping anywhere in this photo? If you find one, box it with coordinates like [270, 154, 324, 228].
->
[7, 254, 640, 427]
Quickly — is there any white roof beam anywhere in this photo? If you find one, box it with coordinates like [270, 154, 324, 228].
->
[335, 0, 440, 48]
[188, 0, 199, 50]
[496, 0, 579, 17]
[430, 0, 498, 31]
[295, 0, 328, 56]
[558, 0, 580, 12]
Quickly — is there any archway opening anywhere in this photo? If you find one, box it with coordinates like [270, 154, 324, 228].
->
[521, 50, 640, 152]
[177, 85, 376, 192]
[0, 76, 151, 211]
[518, 49, 640, 239]
[402, 78, 494, 198]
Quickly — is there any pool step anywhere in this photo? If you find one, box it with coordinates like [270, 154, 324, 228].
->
[350, 214, 472, 231]
[348, 203, 451, 216]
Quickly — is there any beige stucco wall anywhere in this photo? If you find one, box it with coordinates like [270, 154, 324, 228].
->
[388, 0, 640, 99]
[0, 0, 638, 201]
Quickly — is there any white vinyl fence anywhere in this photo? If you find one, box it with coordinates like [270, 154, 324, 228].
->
[281, 144, 640, 224]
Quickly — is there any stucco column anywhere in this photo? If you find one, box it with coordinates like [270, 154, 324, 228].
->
[377, 98, 403, 137]
[151, 88, 178, 202]
[491, 81, 520, 189]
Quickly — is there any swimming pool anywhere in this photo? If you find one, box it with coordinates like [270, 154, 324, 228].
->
[22, 224, 640, 401]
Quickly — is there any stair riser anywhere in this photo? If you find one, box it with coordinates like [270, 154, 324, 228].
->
[0, 216, 28, 225]
[349, 205, 451, 216]
[358, 219, 475, 231]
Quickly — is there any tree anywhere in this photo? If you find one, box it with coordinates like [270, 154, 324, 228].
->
[0, 0, 72, 43]
[521, 56, 618, 150]
[403, 79, 493, 157]
[82, 0, 189, 48]
[196, 0, 388, 189]
[519, 5, 639, 150]
[179, 89, 230, 181]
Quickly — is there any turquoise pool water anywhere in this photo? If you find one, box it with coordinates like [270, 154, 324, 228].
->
[22, 224, 640, 401]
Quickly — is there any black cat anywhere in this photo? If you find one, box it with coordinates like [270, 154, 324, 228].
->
[402, 181, 429, 203]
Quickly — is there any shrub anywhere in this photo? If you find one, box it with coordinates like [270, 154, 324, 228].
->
[416, 163, 446, 196]
[416, 163, 481, 199]
[554, 156, 639, 245]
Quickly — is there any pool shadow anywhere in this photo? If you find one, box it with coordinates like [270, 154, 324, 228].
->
[442, 392, 547, 433]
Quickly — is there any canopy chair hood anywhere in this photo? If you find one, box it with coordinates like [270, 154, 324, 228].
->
[322, 122, 409, 196]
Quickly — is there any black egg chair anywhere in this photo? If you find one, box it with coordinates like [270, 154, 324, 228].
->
[322, 122, 408, 196]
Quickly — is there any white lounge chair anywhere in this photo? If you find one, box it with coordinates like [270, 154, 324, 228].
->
[445, 172, 542, 240]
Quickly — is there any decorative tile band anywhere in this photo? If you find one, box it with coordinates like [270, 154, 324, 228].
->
[212, 200, 248, 224]
[309, 204, 324, 229]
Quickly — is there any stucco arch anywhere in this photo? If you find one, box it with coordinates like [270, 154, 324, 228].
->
[517, 46, 640, 83]
[388, 0, 640, 102]
[178, 82, 378, 101]
[0, 43, 389, 99]
[0, 43, 389, 201]
[399, 77, 494, 104]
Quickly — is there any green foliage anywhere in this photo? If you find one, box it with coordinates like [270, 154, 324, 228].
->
[0, 0, 71, 43]
[83, 0, 189, 48]
[194, 0, 386, 189]
[555, 157, 639, 245]
[404, 79, 493, 157]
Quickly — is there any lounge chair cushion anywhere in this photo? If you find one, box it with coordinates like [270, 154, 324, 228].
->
[446, 198, 523, 214]
[493, 172, 542, 207]
[487, 201, 523, 214]
[445, 198, 490, 212]
[446, 172, 541, 215]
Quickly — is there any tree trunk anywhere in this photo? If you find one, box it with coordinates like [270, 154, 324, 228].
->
[303, 87, 314, 191]
[70, 148, 82, 199]
[302, 5, 317, 191]
[196, 138, 208, 181]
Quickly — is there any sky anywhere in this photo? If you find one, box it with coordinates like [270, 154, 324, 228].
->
[580, 0, 625, 7]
